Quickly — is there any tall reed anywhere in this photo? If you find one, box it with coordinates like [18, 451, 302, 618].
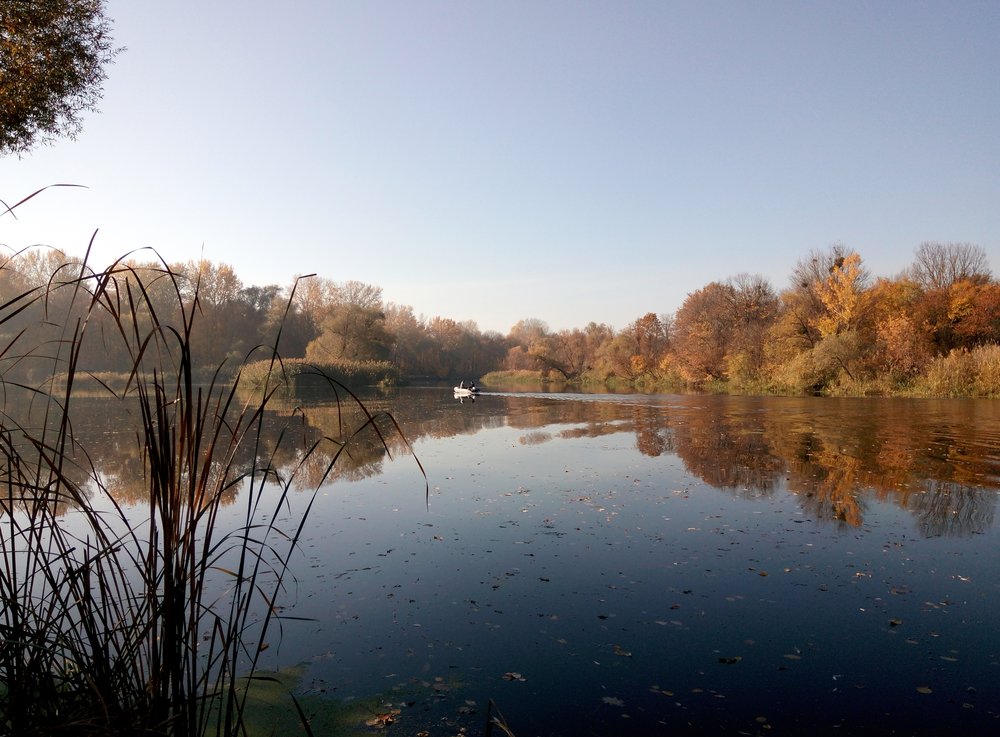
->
[0, 238, 422, 735]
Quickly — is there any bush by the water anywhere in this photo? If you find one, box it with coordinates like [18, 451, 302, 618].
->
[241, 358, 399, 395]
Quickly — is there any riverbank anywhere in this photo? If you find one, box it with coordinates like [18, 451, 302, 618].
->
[481, 343, 1000, 398]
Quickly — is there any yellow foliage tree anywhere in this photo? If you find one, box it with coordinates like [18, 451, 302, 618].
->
[815, 253, 867, 337]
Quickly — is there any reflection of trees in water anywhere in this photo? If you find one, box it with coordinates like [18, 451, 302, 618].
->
[669, 401, 784, 499]
[757, 398, 1000, 534]
[789, 448, 867, 528]
[0, 401, 99, 516]
[52, 397, 405, 508]
[631, 405, 674, 458]
[911, 480, 996, 537]
[30, 391, 1000, 537]
[385, 392, 999, 536]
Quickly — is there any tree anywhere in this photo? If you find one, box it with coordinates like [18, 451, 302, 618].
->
[814, 252, 869, 337]
[671, 282, 735, 381]
[867, 277, 930, 378]
[305, 282, 388, 363]
[507, 318, 549, 347]
[908, 242, 991, 291]
[1, 0, 121, 155]
[724, 274, 778, 379]
[946, 280, 1000, 348]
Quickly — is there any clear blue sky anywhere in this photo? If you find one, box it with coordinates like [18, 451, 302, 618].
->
[3, 0, 998, 334]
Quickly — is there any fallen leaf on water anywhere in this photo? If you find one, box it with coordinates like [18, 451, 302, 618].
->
[613, 644, 632, 657]
[889, 619, 903, 627]
[365, 708, 401, 728]
[783, 653, 801, 660]
[718, 656, 742, 665]
[502, 671, 526, 682]
[602, 696, 625, 707]
[916, 686, 933, 694]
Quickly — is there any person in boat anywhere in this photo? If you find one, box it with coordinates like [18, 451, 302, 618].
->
[469, 381, 477, 391]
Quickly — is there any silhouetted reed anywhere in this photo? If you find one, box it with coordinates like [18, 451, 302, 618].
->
[0, 228, 422, 735]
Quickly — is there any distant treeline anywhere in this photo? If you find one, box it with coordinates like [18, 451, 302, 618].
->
[2, 241, 998, 395]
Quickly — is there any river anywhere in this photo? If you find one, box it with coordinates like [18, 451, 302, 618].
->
[61, 388, 1000, 735]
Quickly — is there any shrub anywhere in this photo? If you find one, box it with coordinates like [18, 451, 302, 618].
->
[918, 349, 977, 397]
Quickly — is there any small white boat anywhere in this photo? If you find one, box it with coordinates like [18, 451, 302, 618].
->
[453, 385, 480, 396]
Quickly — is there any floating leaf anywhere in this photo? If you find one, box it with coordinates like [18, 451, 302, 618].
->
[916, 686, 933, 694]
[365, 709, 401, 728]
[613, 644, 632, 657]
[502, 671, 526, 682]
[889, 619, 903, 627]
[718, 656, 742, 665]
[783, 653, 801, 660]
[602, 696, 625, 707]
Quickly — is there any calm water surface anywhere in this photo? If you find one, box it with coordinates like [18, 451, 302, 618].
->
[85, 389, 1000, 735]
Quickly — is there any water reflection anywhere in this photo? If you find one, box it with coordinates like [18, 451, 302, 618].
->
[35, 389, 1000, 535]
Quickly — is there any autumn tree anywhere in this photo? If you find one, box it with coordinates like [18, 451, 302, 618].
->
[0, 247, 87, 381]
[723, 274, 778, 382]
[528, 329, 586, 379]
[573, 321, 616, 379]
[421, 317, 483, 378]
[945, 280, 1000, 348]
[866, 277, 930, 379]
[626, 312, 670, 377]
[814, 252, 869, 337]
[507, 318, 549, 348]
[672, 275, 777, 385]
[305, 281, 389, 363]
[905, 243, 995, 354]
[670, 282, 735, 382]
[383, 303, 429, 375]
[1, 0, 121, 155]
[809, 252, 871, 384]
[502, 318, 550, 372]
[598, 330, 641, 380]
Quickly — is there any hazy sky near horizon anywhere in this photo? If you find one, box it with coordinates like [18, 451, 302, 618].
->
[3, 0, 999, 334]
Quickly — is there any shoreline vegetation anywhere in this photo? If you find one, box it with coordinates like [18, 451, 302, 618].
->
[3, 241, 998, 400]
[480, 341, 1000, 398]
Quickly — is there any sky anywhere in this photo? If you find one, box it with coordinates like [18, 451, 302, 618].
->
[3, 0, 999, 334]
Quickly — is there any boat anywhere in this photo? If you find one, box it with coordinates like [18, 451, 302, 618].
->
[453, 385, 480, 396]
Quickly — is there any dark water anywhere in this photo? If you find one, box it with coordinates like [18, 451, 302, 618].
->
[77, 389, 1000, 735]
